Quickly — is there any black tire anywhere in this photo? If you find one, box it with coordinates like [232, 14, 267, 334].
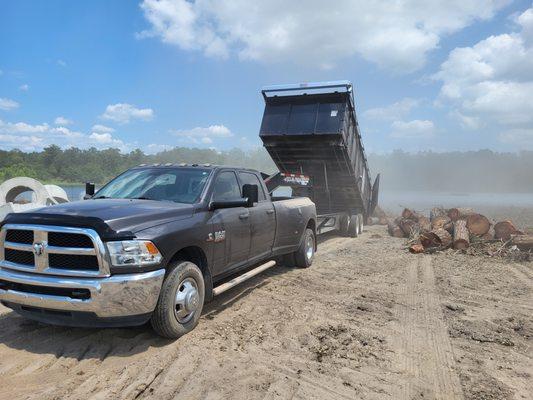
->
[293, 228, 315, 268]
[339, 215, 350, 237]
[151, 261, 205, 339]
[347, 214, 358, 238]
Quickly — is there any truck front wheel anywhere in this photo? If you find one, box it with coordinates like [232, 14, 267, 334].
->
[294, 228, 315, 268]
[151, 261, 205, 339]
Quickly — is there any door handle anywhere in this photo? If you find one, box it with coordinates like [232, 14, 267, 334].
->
[239, 213, 249, 220]
[266, 209, 274, 215]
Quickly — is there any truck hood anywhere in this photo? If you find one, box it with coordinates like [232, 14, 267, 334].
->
[3, 199, 194, 237]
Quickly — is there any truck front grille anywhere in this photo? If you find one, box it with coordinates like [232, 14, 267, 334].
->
[49, 254, 99, 271]
[6, 229, 34, 244]
[0, 224, 110, 277]
[48, 232, 94, 248]
[5, 248, 34, 265]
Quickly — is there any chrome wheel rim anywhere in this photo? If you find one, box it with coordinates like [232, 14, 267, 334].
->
[174, 277, 199, 324]
[305, 235, 314, 261]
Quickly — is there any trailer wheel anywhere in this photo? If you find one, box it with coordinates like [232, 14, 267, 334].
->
[151, 261, 205, 339]
[348, 215, 358, 238]
[294, 228, 315, 268]
[339, 214, 350, 236]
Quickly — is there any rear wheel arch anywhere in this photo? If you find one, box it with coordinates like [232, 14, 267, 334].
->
[167, 246, 213, 301]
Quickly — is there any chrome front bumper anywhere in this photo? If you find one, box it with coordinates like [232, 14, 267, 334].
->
[0, 267, 165, 318]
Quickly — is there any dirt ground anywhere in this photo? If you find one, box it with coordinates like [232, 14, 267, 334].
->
[0, 225, 531, 400]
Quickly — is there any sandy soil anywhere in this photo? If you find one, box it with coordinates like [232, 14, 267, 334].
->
[0, 225, 531, 400]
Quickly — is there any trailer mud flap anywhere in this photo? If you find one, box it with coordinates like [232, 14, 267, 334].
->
[369, 173, 380, 216]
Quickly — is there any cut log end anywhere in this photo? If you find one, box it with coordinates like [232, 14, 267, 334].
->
[453, 219, 470, 250]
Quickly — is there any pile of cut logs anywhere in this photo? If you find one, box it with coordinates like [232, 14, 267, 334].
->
[386, 207, 533, 254]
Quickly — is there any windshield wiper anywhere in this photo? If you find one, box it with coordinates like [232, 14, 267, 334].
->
[93, 195, 109, 199]
[131, 197, 153, 200]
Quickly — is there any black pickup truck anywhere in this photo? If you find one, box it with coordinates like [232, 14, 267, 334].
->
[0, 165, 316, 338]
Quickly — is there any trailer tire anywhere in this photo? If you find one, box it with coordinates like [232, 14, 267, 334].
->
[339, 214, 350, 236]
[151, 261, 205, 339]
[294, 228, 315, 268]
[348, 215, 358, 238]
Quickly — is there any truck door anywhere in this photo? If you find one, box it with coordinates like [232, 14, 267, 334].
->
[238, 171, 276, 263]
[210, 171, 251, 276]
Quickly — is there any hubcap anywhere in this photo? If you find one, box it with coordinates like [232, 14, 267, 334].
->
[305, 235, 314, 261]
[174, 278, 199, 323]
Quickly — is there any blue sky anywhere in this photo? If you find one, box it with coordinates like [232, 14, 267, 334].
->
[1, 0, 533, 154]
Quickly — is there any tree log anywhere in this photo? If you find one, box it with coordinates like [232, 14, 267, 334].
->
[430, 207, 447, 222]
[401, 208, 418, 220]
[399, 218, 418, 236]
[448, 207, 475, 222]
[494, 220, 523, 241]
[453, 219, 470, 250]
[511, 234, 533, 251]
[409, 244, 425, 254]
[433, 228, 453, 248]
[431, 215, 453, 232]
[420, 228, 452, 249]
[418, 216, 431, 232]
[466, 213, 491, 236]
[388, 222, 404, 238]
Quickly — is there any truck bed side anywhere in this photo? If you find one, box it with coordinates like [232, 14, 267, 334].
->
[271, 197, 316, 255]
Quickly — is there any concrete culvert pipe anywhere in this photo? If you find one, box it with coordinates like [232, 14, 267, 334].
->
[0, 177, 52, 206]
[32, 184, 69, 204]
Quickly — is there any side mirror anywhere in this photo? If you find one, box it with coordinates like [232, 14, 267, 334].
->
[209, 198, 249, 211]
[242, 184, 258, 207]
[84, 182, 95, 200]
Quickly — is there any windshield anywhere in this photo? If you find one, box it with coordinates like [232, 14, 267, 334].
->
[94, 167, 211, 204]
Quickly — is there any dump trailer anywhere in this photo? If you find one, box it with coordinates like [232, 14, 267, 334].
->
[259, 81, 379, 237]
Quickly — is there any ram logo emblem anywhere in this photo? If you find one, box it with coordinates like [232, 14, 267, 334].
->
[33, 242, 46, 256]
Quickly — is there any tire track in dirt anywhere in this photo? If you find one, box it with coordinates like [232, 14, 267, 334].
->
[507, 263, 533, 289]
[394, 256, 464, 400]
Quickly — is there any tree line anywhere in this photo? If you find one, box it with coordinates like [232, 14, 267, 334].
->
[1, 145, 532, 193]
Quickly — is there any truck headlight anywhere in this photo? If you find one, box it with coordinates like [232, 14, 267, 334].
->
[106, 240, 162, 267]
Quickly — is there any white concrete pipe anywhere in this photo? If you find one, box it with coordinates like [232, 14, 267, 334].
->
[0, 177, 52, 206]
[32, 184, 69, 204]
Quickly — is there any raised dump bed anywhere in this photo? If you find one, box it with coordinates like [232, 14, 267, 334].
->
[259, 81, 379, 231]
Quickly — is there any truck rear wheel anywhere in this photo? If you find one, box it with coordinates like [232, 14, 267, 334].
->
[347, 214, 358, 238]
[294, 228, 315, 268]
[151, 261, 205, 339]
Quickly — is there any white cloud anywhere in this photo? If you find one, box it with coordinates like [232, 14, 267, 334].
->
[91, 124, 115, 133]
[390, 119, 436, 139]
[172, 124, 233, 144]
[57, 59, 67, 67]
[88, 132, 122, 145]
[54, 116, 73, 125]
[101, 103, 154, 124]
[0, 119, 49, 134]
[0, 118, 129, 152]
[0, 98, 19, 111]
[363, 98, 420, 120]
[19, 84, 29, 91]
[139, 0, 509, 73]
[435, 6, 533, 131]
